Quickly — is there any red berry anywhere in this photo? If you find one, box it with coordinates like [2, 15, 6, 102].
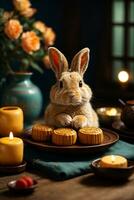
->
[16, 178, 28, 189]
[22, 176, 34, 187]
[22, 176, 33, 187]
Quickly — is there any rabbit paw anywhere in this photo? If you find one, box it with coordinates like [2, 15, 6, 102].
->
[56, 113, 72, 127]
[72, 115, 88, 129]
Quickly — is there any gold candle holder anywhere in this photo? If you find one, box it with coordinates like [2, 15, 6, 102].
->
[96, 107, 121, 126]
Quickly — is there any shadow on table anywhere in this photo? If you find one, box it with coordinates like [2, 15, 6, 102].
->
[80, 173, 132, 187]
[1, 188, 36, 198]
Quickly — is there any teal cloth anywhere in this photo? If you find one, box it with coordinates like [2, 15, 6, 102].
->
[24, 140, 134, 180]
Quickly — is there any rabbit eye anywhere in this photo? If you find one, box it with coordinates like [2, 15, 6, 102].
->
[79, 80, 82, 87]
[59, 81, 63, 88]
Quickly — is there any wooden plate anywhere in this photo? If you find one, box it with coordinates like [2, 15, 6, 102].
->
[23, 128, 119, 154]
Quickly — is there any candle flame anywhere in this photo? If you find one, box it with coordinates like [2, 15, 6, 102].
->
[111, 155, 115, 163]
[9, 132, 14, 140]
[118, 70, 129, 83]
[106, 108, 117, 116]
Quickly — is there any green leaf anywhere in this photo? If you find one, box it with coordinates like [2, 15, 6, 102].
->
[30, 61, 43, 73]
[7, 42, 14, 50]
[32, 49, 45, 59]
[0, 8, 4, 18]
[21, 58, 29, 67]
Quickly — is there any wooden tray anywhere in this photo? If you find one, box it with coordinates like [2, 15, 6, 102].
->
[23, 128, 119, 154]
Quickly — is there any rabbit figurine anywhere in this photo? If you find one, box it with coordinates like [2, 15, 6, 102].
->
[44, 47, 99, 129]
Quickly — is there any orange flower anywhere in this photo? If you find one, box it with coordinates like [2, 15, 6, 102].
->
[3, 11, 13, 21]
[21, 31, 40, 54]
[43, 27, 56, 46]
[20, 7, 36, 18]
[33, 21, 47, 33]
[4, 19, 23, 40]
[42, 55, 51, 69]
[13, 0, 31, 12]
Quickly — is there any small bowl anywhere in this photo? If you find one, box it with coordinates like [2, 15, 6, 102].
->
[96, 107, 121, 126]
[91, 158, 134, 180]
[7, 179, 38, 194]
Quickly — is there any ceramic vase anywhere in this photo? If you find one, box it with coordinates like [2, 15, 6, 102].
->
[1, 72, 43, 124]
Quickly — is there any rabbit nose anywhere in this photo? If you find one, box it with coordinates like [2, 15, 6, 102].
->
[68, 90, 81, 99]
[68, 90, 77, 96]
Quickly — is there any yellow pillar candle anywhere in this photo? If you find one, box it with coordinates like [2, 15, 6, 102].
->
[0, 106, 24, 137]
[100, 155, 128, 168]
[0, 132, 23, 166]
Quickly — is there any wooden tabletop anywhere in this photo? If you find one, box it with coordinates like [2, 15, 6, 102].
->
[0, 170, 134, 200]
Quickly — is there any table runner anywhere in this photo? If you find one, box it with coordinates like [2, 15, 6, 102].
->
[24, 140, 134, 180]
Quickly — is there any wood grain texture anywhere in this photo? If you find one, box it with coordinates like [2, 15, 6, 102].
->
[0, 170, 134, 200]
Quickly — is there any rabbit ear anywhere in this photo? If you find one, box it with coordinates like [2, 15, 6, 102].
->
[48, 47, 68, 79]
[70, 48, 90, 76]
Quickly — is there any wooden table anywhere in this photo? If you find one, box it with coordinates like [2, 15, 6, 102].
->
[0, 169, 134, 200]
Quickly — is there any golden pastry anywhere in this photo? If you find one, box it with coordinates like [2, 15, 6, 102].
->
[31, 123, 54, 142]
[52, 128, 77, 146]
[78, 127, 104, 145]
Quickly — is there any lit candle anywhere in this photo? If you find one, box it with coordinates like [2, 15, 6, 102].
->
[100, 155, 128, 168]
[105, 108, 117, 116]
[0, 132, 23, 166]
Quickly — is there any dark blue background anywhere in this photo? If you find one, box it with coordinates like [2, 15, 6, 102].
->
[0, 0, 107, 110]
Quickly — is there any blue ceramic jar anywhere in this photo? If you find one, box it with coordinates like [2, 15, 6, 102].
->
[1, 72, 43, 124]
